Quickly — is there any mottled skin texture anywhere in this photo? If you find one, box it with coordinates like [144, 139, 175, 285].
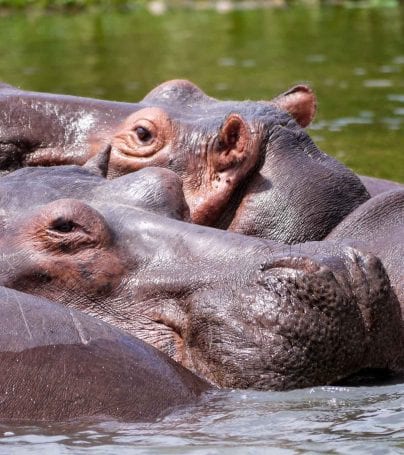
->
[327, 190, 404, 307]
[0, 166, 401, 390]
[0, 80, 369, 243]
[0, 286, 210, 422]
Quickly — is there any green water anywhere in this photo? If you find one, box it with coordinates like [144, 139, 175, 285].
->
[0, 5, 403, 181]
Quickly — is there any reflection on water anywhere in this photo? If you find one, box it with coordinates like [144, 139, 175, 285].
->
[0, 4, 403, 453]
[1, 383, 404, 453]
[0, 5, 403, 181]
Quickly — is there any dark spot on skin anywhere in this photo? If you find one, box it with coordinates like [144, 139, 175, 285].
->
[79, 267, 93, 280]
[96, 282, 114, 295]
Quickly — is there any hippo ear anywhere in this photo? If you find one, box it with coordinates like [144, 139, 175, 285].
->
[188, 114, 259, 226]
[83, 145, 112, 178]
[213, 114, 255, 173]
[270, 85, 317, 127]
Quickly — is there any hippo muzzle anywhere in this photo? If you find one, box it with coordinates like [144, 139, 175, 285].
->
[180, 249, 403, 390]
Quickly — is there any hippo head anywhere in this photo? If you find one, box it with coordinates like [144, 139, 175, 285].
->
[102, 80, 368, 242]
[0, 197, 401, 389]
[104, 80, 315, 225]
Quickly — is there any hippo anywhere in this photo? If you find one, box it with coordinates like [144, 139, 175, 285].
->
[0, 286, 210, 422]
[0, 81, 137, 171]
[0, 147, 190, 222]
[358, 175, 404, 198]
[0, 164, 401, 390]
[327, 189, 404, 305]
[0, 80, 369, 244]
[101, 79, 370, 243]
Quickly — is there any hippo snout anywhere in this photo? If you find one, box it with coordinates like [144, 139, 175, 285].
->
[183, 249, 402, 390]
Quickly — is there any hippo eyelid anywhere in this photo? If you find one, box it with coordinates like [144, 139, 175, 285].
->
[49, 217, 77, 234]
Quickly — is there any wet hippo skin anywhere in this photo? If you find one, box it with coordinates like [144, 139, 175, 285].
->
[0, 81, 138, 170]
[328, 189, 404, 305]
[0, 286, 210, 422]
[359, 175, 404, 197]
[0, 173, 402, 390]
[0, 80, 369, 244]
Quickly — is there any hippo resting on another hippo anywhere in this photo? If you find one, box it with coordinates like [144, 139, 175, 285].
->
[0, 286, 210, 422]
[104, 79, 372, 243]
[0, 80, 370, 243]
[0, 163, 402, 390]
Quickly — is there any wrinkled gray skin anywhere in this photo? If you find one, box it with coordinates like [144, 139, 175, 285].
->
[328, 190, 404, 307]
[0, 80, 369, 244]
[0, 286, 210, 422]
[0, 164, 402, 390]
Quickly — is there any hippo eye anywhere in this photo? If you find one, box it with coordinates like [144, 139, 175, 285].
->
[50, 217, 76, 233]
[134, 126, 153, 144]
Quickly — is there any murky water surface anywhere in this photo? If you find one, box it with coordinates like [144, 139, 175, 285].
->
[0, 4, 403, 453]
[1, 384, 404, 453]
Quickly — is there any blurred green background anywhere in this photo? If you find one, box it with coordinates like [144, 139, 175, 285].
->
[0, 2, 403, 181]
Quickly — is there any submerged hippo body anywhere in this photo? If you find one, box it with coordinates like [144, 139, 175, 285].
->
[0, 286, 210, 422]
[1, 80, 369, 243]
[0, 165, 401, 390]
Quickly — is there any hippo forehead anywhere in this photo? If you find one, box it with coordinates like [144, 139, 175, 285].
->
[163, 102, 286, 125]
[140, 95, 292, 129]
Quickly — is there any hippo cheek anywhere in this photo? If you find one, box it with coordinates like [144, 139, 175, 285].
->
[182, 257, 367, 390]
[134, 300, 189, 364]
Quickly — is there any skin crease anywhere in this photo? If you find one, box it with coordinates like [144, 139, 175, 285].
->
[1, 80, 369, 243]
[0, 162, 402, 390]
[0, 286, 210, 422]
